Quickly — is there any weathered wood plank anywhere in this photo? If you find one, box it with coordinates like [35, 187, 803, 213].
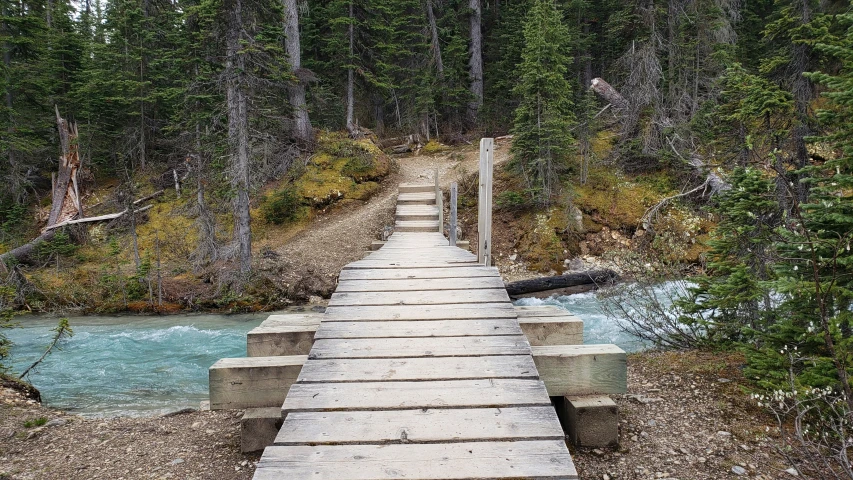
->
[296, 355, 538, 382]
[314, 319, 522, 338]
[247, 324, 317, 357]
[515, 305, 570, 317]
[209, 356, 306, 410]
[308, 336, 531, 359]
[532, 344, 627, 396]
[343, 261, 480, 269]
[398, 184, 435, 193]
[281, 379, 551, 412]
[338, 267, 498, 281]
[335, 277, 505, 292]
[254, 441, 578, 480]
[518, 315, 584, 346]
[274, 407, 563, 445]
[329, 289, 509, 306]
[323, 303, 516, 321]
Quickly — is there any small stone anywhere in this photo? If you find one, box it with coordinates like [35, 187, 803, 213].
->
[784, 468, 799, 476]
[170, 459, 184, 466]
[44, 419, 67, 428]
[592, 449, 605, 456]
[509, 254, 517, 261]
[717, 431, 731, 437]
[731, 465, 747, 476]
[718, 378, 732, 383]
[679, 448, 690, 455]
[631, 435, 638, 442]
[698, 457, 707, 464]
[640, 431, 648, 437]
[648, 419, 657, 426]
[190, 422, 201, 429]
[603, 475, 611, 480]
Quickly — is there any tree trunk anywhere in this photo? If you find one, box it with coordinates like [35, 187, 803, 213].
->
[345, 0, 356, 132]
[283, 0, 312, 143]
[47, 107, 84, 228]
[426, 0, 444, 78]
[226, 0, 252, 275]
[505, 270, 619, 297]
[467, 0, 483, 125]
[590, 78, 627, 109]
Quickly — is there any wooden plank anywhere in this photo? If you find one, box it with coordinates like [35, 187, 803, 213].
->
[335, 277, 505, 292]
[275, 407, 563, 445]
[281, 379, 551, 412]
[323, 303, 516, 321]
[260, 314, 322, 326]
[209, 356, 306, 410]
[532, 344, 627, 396]
[255, 441, 578, 480]
[247, 324, 317, 357]
[478, 138, 494, 266]
[398, 184, 434, 193]
[314, 319, 522, 338]
[296, 355, 538, 382]
[338, 266, 499, 281]
[329, 289, 509, 306]
[308, 336, 531, 359]
[515, 305, 569, 317]
[518, 315, 584, 346]
[362, 252, 475, 261]
[396, 193, 436, 205]
[343, 261, 480, 270]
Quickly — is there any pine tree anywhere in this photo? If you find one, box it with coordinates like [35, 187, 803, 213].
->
[510, 0, 575, 206]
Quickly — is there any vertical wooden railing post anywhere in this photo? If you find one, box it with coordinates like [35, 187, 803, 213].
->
[435, 168, 443, 234]
[477, 138, 494, 266]
[450, 182, 458, 246]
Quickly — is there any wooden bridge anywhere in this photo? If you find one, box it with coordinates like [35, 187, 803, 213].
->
[209, 182, 627, 479]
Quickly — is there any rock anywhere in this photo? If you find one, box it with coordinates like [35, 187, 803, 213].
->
[648, 419, 657, 426]
[161, 408, 196, 418]
[170, 459, 184, 466]
[592, 449, 605, 456]
[731, 465, 747, 476]
[717, 431, 731, 437]
[44, 418, 67, 428]
[718, 378, 731, 383]
[311, 305, 326, 313]
[568, 258, 584, 270]
[509, 254, 517, 261]
[308, 295, 323, 304]
[603, 475, 611, 480]
[784, 468, 799, 476]
[190, 422, 201, 429]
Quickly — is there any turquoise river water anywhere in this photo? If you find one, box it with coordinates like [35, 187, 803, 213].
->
[6, 291, 646, 417]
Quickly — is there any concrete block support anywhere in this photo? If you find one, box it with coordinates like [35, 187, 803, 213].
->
[556, 395, 619, 447]
[241, 407, 284, 453]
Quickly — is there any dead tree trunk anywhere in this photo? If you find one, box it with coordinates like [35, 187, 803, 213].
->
[426, 0, 444, 78]
[345, 0, 356, 133]
[590, 78, 627, 110]
[47, 107, 84, 228]
[467, 0, 483, 125]
[283, 0, 312, 144]
[505, 270, 619, 297]
[226, 0, 253, 275]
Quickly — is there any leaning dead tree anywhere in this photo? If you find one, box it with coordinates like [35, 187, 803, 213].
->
[0, 109, 161, 266]
[589, 78, 731, 227]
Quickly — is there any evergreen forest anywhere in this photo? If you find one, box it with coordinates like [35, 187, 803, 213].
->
[4, 0, 853, 474]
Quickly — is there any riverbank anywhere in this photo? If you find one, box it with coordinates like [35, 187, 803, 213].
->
[0, 350, 798, 480]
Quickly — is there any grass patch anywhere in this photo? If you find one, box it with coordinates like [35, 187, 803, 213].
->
[23, 417, 47, 428]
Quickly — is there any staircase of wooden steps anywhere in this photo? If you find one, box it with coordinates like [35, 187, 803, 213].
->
[209, 183, 628, 479]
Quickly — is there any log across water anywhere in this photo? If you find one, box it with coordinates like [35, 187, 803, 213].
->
[505, 269, 618, 298]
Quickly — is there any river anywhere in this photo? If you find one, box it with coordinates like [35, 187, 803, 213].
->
[6, 291, 646, 417]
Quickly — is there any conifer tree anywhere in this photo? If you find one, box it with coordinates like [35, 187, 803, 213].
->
[510, 0, 575, 205]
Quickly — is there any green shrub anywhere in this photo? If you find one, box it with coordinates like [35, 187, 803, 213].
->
[24, 417, 47, 428]
[262, 187, 302, 225]
[495, 190, 531, 211]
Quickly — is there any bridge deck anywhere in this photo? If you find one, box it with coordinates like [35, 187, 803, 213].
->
[253, 189, 577, 479]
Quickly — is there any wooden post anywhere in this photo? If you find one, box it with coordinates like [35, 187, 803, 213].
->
[435, 168, 443, 234]
[477, 138, 494, 265]
[449, 182, 458, 246]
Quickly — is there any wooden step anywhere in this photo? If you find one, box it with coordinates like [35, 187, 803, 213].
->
[307, 335, 531, 359]
[274, 406, 563, 445]
[397, 192, 436, 205]
[395, 220, 440, 232]
[398, 183, 435, 194]
[254, 440, 578, 479]
[329, 288, 510, 306]
[335, 276, 505, 292]
[314, 318, 523, 339]
[395, 205, 439, 221]
[338, 266, 499, 281]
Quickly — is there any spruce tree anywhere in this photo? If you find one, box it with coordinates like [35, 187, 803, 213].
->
[509, 0, 575, 206]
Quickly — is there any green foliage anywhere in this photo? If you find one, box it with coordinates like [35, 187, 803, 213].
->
[23, 417, 47, 428]
[677, 167, 781, 345]
[0, 281, 17, 373]
[262, 187, 303, 225]
[495, 190, 531, 211]
[510, 0, 576, 206]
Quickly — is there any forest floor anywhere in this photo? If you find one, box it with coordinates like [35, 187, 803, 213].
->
[0, 350, 799, 480]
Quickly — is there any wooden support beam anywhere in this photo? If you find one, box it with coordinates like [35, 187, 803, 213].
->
[208, 356, 306, 410]
[477, 138, 493, 265]
[555, 395, 619, 448]
[518, 314, 584, 346]
[531, 344, 627, 396]
[450, 182, 458, 246]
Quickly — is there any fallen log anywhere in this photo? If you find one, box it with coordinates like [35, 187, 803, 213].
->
[45, 204, 154, 231]
[590, 78, 627, 110]
[505, 269, 619, 297]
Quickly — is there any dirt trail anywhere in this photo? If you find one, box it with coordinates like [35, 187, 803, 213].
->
[264, 140, 511, 299]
